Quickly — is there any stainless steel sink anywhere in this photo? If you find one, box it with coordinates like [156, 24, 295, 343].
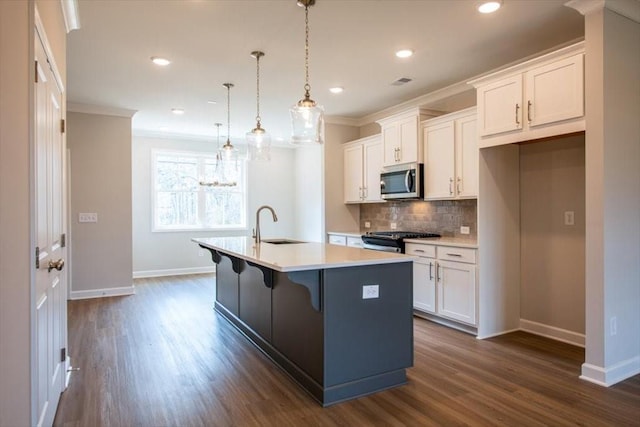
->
[261, 238, 306, 245]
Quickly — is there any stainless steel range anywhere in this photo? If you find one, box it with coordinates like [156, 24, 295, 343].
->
[361, 231, 441, 253]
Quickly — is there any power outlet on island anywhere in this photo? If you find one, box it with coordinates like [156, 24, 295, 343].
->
[362, 284, 379, 299]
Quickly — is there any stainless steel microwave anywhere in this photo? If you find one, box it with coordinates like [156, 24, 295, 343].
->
[380, 163, 423, 200]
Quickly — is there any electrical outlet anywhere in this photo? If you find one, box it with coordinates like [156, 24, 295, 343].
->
[564, 211, 575, 226]
[362, 284, 379, 299]
[364, 221, 371, 229]
[610, 316, 617, 336]
[390, 222, 397, 230]
[460, 226, 470, 235]
[79, 212, 98, 223]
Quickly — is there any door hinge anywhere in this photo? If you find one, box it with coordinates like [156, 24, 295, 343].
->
[61, 348, 66, 363]
[60, 119, 65, 134]
[35, 246, 40, 269]
[34, 61, 39, 83]
[61, 233, 66, 248]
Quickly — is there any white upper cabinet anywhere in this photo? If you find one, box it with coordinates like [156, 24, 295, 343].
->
[423, 107, 478, 200]
[470, 42, 585, 148]
[477, 75, 523, 137]
[525, 54, 584, 128]
[343, 135, 384, 203]
[377, 108, 440, 167]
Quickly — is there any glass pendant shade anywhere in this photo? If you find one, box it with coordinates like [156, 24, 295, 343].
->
[290, 97, 324, 144]
[246, 125, 272, 161]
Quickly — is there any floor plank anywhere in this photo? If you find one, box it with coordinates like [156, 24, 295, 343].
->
[54, 274, 640, 426]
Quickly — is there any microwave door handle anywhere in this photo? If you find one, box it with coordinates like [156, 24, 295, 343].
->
[404, 170, 412, 192]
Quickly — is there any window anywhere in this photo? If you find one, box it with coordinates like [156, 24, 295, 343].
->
[152, 150, 246, 231]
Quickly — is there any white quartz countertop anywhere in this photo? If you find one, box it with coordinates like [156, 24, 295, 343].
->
[193, 236, 413, 272]
[404, 236, 478, 249]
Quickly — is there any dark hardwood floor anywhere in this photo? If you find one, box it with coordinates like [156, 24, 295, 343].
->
[54, 274, 640, 426]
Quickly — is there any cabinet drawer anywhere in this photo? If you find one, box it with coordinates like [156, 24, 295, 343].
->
[405, 243, 436, 258]
[437, 246, 476, 264]
[347, 236, 364, 248]
[328, 234, 347, 246]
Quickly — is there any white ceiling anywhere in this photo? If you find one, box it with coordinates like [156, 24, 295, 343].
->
[67, 0, 584, 144]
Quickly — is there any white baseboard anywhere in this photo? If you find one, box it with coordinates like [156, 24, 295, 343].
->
[132, 266, 216, 279]
[519, 319, 585, 347]
[70, 285, 135, 300]
[476, 328, 521, 340]
[581, 356, 640, 387]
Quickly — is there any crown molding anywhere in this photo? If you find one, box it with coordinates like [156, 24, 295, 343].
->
[67, 102, 137, 118]
[565, 0, 640, 22]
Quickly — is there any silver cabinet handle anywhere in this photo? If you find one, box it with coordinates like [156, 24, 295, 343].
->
[428, 262, 433, 281]
[449, 178, 453, 195]
[515, 103, 520, 125]
[446, 253, 463, 257]
[414, 249, 425, 253]
[456, 177, 461, 194]
[527, 100, 532, 123]
[363, 186, 368, 199]
[437, 264, 442, 282]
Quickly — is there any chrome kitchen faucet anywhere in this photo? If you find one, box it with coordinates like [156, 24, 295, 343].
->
[253, 205, 278, 244]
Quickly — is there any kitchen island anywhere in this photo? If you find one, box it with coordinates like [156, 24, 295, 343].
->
[192, 236, 414, 406]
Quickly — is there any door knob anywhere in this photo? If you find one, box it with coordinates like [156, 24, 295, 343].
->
[48, 258, 65, 273]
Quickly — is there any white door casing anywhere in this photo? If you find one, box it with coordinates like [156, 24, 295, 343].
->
[34, 22, 67, 427]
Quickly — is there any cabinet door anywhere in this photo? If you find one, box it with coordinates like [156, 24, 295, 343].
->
[363, 139, 383, 202]
[413, 259, 436, 313]
[382, 122, 399, 166]
[399, 116, 419, 164]
[455, 115, 478, 198]
[436, 260, 476, 325]
[526, 54, 584, 128]
[424, 121, 455, 200]
[477, 75, 523, 137]
[343, 144, 364, 203]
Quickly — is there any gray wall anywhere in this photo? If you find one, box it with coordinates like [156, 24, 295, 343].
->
[324, 123, 361, 235]
[582, 6, 640, 384]
[132, 136, 296, 276]
[67, 111, 134, 297]
[520, 134, 585, 335]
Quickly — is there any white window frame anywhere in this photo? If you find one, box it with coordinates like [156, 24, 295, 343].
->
[151, 149, 247, 232]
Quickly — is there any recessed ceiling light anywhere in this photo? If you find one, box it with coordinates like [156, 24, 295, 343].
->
[151, 56, 171, 66]
[207, 100, 217, 104]
[329, 87, 344, 94]
[171, 108, 185, 115]
[478, 1, 502, 14]
[395, 49, 414, 58]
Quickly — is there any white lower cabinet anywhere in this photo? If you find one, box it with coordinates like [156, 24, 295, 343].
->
[406, 242, 477, 326]
[327, 232, 364, 248]
[437, 259, 476, 325]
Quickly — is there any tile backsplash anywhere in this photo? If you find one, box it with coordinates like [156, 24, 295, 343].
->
[360, 199, 477, 239]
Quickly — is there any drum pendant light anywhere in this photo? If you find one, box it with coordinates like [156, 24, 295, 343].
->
[246, 51, 271, 161]
[290, 0, 324, 145]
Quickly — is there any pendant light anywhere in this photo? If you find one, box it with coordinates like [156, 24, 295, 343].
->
[290, 0, 324, 145]
[247, 51, 271, 161]
[220, 83, 239, 170]
[200, 122, 237, 187]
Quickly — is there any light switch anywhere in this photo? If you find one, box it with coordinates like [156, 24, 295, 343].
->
[79, 213, 98, 223]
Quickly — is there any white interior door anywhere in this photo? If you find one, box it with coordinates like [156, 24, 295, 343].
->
[34, 27, 67, 427]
